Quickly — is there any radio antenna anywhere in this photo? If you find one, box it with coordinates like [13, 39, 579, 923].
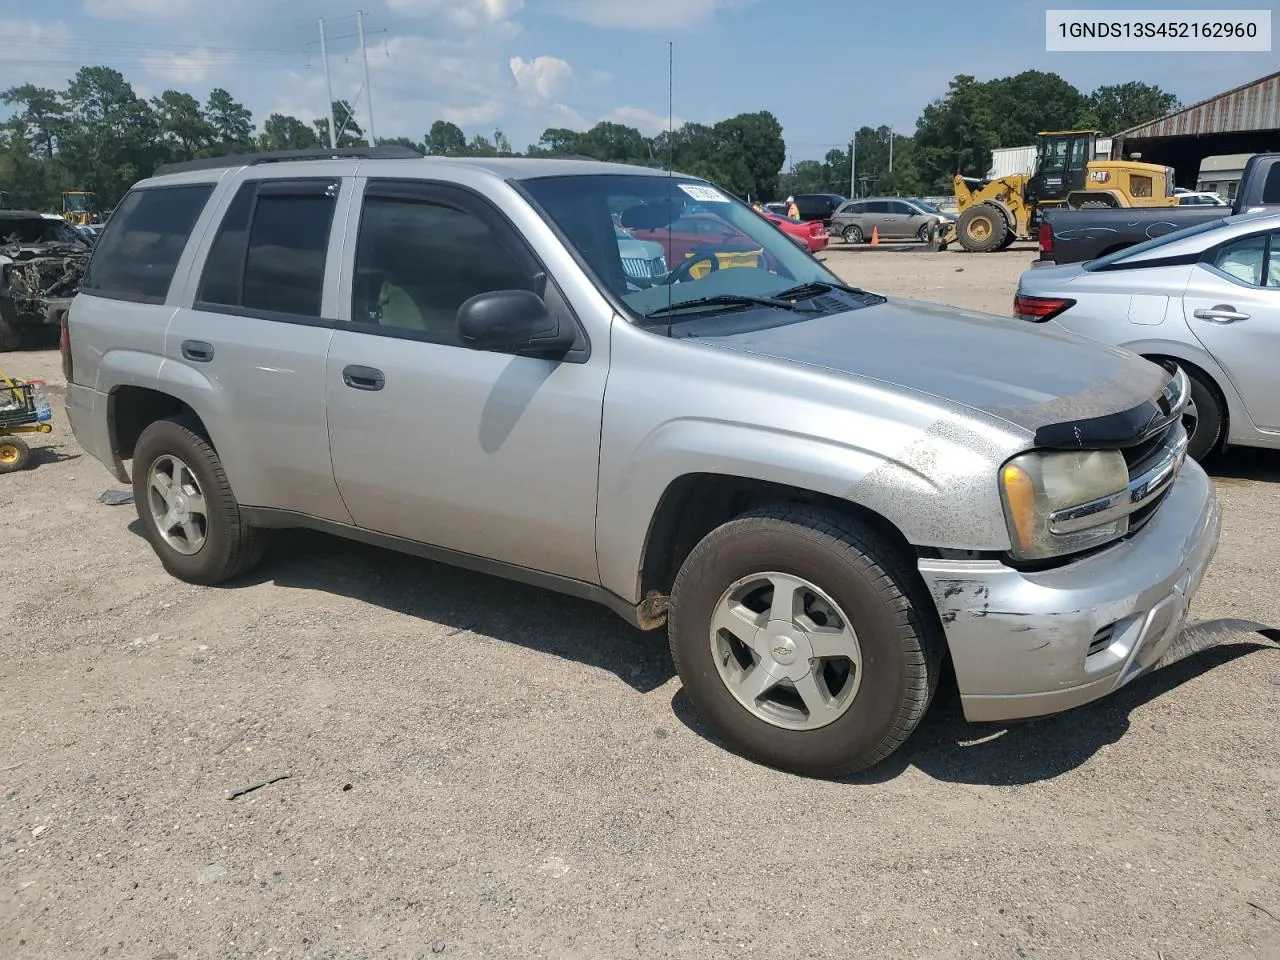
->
[666, 40, 674, 322]
[667, 41, 673, 172]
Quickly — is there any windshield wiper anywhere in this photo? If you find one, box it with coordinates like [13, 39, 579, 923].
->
[640, 293, 802, 320]
[772, 280, 880, 300]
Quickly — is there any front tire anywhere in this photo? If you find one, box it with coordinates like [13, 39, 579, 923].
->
[667, 506, 943, 778]
[956, 203, 1008, 252]
[842, 224, 863, 244]
[131, 416, 264, 585]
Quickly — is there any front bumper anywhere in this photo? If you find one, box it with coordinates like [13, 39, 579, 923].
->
[918, 459, 1222, 723]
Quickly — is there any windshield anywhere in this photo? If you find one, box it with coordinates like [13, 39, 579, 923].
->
[911, 199, 941, 214]
[1083, 216, 1229, 270]
[64, 194, 92, 212]
[520, 173, 851, 322]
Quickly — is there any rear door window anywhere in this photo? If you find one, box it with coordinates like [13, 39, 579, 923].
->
[79, 184, 214, 303]
[196, 179, 338, 320]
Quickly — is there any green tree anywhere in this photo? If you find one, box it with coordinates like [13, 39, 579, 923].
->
[913, 74, 1000, 190]
[59, 66, 160, 203]
[259, 112, 321, 151]
[466, 134, 497, 157]
[152, 90, 214, 160]
[984, 70, 1088, 147]
[204, 88, 253, 152]
[375, 135, 423, 153]
[0, 84, 65, 159]
[1083, 81, 1180, 134]
[313, 100, 365, 148]
[425, 120, 467, 155]
[527, 127, 582, 156]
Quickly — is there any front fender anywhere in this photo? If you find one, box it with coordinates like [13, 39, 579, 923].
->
[594, 413, 1024, 603]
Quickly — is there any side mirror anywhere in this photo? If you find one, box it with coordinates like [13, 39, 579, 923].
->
[456, 289, 574, 357]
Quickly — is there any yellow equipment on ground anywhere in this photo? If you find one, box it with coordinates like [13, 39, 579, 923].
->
[0, 370, 53, 474]
[945, 131, 1179, 252]
[61, 191, 97, 227]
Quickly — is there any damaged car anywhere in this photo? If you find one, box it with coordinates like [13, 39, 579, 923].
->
[0, 210, 92, 349]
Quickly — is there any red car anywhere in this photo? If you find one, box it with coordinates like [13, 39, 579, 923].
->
[760, 209, 829, 254]
[628, 213, 760, 266]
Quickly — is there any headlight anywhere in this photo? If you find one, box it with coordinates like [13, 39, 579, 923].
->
[999, 449, 1130, 561]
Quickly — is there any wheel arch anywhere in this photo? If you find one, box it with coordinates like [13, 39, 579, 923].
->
[1134, 347, 1241, 451]
[636, 473, 920, 620]
[107, 386, 211, 482]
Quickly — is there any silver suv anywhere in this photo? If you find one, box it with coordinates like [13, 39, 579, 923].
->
[63, 147, 1221, 777]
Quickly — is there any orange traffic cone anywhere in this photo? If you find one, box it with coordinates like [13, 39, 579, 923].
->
[871, 226, 880, 247]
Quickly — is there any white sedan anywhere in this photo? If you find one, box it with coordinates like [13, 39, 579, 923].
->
[1015, 211, 1280, 462]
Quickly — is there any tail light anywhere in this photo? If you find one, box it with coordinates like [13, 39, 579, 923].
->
[1038, 222, 1054, 255]
[59, 311, 72, 383]
[1014, 293, 1075, 322]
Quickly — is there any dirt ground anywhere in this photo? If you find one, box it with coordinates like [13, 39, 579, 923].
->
[3, 243, 1279, 960]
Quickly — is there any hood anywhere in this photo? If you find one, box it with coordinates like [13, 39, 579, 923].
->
[708, 296, 1170, 435]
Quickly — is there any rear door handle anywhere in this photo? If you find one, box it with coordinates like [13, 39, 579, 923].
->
[1193, 305, 1250, 323]
[342, 365, 385, 391]
[181, 340, 214, 362]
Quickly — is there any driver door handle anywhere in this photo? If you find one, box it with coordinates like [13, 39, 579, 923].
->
[342, 365, 385, 391]
[1194, 305, 1250, 323]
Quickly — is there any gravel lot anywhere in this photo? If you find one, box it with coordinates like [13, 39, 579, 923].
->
[2, 243, 1279, 960]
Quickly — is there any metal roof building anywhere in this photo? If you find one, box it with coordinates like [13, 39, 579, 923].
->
[1111, 71, 1280, 187]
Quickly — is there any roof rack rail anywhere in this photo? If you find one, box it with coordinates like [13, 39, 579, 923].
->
[153, 145, 423, 177]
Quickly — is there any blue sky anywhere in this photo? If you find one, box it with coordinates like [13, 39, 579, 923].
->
[2, 0, 1277, 162]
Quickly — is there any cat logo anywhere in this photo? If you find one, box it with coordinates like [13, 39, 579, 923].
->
[1088, 170, 1111, 184]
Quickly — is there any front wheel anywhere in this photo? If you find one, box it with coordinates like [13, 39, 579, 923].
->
[667, 506, 943, 778]
[842, 224, 863, 244]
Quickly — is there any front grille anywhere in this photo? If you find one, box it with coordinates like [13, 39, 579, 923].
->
[1121, 417, 1180, 474]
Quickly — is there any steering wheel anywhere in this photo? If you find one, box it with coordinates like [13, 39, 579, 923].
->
[664, 250, 720, 285]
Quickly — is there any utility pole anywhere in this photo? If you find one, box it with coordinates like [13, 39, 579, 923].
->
[357, 10, 376, 145]
[318, 18, 336, 148]
[888, 129, 894, 173]
[850, 132, 857, 198]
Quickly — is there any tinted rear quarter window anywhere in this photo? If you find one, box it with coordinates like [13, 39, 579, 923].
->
[80, 184, 214, 303]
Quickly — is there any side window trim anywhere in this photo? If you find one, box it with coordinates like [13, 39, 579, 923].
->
[191, 176, 344, 325]
[339, 177, 589, 361]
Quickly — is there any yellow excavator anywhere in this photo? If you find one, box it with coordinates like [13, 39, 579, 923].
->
[61, 191, 97, 228]
[945, 130, 1179, 252]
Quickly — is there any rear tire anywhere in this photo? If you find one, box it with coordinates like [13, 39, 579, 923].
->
[131, 416, 265, 585]
[1182, 368, 1225, 462]
[0, 436, 30, 473]
[956, 203, 1008, 252]
[667, 505, 943, 778]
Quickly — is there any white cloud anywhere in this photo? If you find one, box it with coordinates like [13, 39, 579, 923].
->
[553, 0, 746, 30]
[83, 0, 198, 19]
[0, 19, 75, 89]
[141, 49, 213, 84]
[387, 0, 523, 34]
[509, 55, 573, 101]
[600, 105, 684, 134]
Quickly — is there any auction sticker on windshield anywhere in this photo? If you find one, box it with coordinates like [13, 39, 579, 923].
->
[679, 184, 730, 203]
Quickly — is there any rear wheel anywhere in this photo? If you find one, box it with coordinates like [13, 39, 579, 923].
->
[131, 416, 265, 584]
[956, 203, 1008, 252]
[0, 436, 30, 473]
[667, 506, 943, 778]
[842, 224, 863, 244]
[1180, 368, 1224, 462]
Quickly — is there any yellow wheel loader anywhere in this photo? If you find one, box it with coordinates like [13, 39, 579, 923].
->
[943, 131, 1179, 253]
[61, 191, 97, 228]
